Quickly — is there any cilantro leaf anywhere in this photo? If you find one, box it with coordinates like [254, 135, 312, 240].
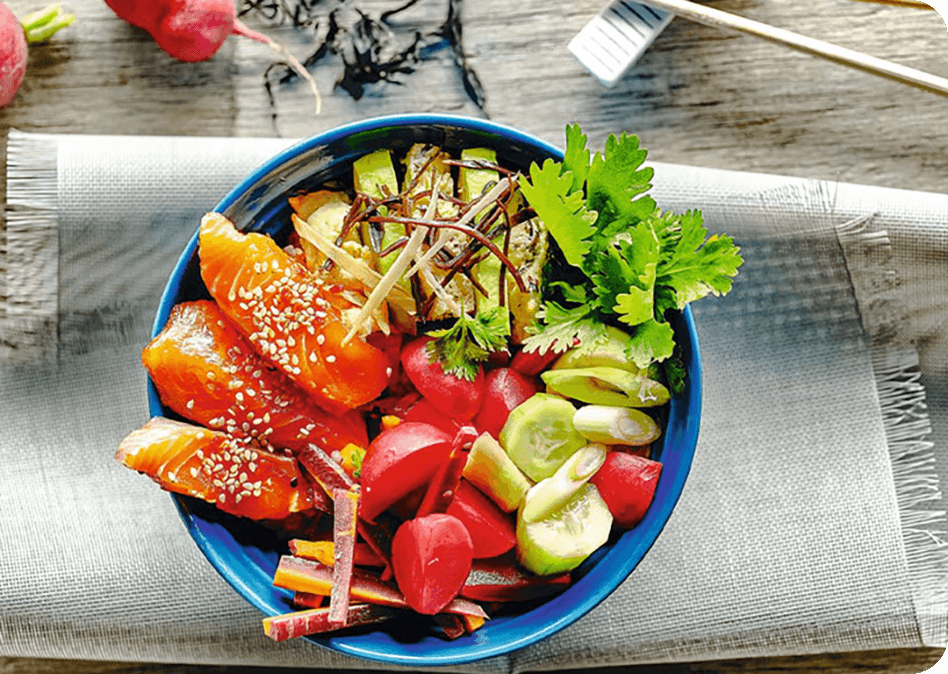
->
[655, 210, 743, 309]
[520, 158, 597, 269]
[586, 132, 655, 228]
[625, 319, 676, 369]
[561, 123, 590, 194]
[548, 280, 590, 304]
[522, 302, 609, 356]
[426, 308, 510, 381]
[587, 222, 659, 325]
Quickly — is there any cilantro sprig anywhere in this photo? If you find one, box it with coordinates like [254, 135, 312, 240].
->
[520, 124, 743, 387]
[426, 307, 510, 381]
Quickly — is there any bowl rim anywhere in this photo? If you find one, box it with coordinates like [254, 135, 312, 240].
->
[149, 113, 702, 667]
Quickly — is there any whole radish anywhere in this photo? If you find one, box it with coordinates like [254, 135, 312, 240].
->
[104, 0, 321, 111]
[0, 2, 74, 108]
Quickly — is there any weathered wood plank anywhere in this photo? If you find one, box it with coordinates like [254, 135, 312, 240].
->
[1, 647, 944, 674]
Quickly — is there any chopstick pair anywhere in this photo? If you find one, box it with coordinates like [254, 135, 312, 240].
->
[569, 0, 948, 96]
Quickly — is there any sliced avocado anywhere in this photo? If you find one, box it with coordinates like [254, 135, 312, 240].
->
[462, 148, 501, 319]
[354, 149, 402, 275]
[541, 366, 670, 408]
[508, 217, 548, 343]
[289, 190, 354, 270]
[552, 325, 660, 378]
[459, 147, 498, 208]
[403, 143, 457, 218]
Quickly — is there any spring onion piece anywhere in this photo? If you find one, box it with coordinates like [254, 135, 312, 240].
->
[462, 432, 533, 512]
[541, 366, 670, 407]
[572, 405, 661, 446]
[519, 443, 607, 524]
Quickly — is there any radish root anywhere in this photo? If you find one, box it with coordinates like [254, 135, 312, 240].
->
[234, 19, 322, 115]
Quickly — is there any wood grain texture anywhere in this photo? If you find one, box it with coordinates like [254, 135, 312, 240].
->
[0, 648, 944, 674]
[0, 1, 946, 672]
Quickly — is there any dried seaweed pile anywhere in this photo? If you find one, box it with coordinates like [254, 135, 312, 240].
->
[239, 0, 485, 112]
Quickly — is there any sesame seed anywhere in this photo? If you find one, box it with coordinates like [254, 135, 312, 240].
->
[316, 335, 325, 345]
[326, 355, 336, 363]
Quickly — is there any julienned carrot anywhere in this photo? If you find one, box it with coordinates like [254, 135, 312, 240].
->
[329, 488, 359, 627]
[298, 444, 355, 498]
[288, 539, 384, 568]
[460, 613, 486, 633]
[293, 591, 326, 609]
[263, 604, 393, 642]
[273, 556, 488, 619]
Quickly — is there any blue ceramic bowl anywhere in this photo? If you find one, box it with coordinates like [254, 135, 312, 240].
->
[148, 114, 701, 667]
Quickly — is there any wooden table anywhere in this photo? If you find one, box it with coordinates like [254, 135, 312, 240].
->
[1, 0, 945, 672]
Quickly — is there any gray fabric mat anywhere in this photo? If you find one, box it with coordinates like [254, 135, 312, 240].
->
[1, 131, 945, 671]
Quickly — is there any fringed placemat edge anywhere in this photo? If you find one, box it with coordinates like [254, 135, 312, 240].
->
[836, 213, 947, 648]
[3, 129, 59, 365]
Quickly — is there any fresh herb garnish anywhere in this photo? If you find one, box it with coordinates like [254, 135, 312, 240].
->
[520, 124, 743, 386]
[426, 307, 510, 381]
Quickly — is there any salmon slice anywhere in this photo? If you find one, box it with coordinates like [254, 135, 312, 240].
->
[117, 417, 315, 521]
[198, 213, 392, 414]
[143, 299, 368, 455]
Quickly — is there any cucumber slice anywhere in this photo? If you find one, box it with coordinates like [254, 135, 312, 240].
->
[516, 482, 613, 576]
[499, 393, 586, 482]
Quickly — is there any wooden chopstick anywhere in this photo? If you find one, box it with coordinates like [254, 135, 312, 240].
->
[639, 0, 948, 97]
[848, 0, 935, 9]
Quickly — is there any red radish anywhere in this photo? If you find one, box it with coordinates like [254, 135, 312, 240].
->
[415, 427, 478, 518]
[446, 479, 516, 559]
[401, 336, 485, 422]
[103, 0, 321, 110]
[391, 514, 473, 615]
[403, 397, 461, 437]
[509, 345, 563, 377]
[474, 368, 541, 439]
[590, 452, 663, 529]
[0, 3, 74, 108]
[358, 421, 453, 523]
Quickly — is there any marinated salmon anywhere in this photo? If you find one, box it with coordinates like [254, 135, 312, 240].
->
[143, 299, 368, 454]
[198, 213, 392, 414]
[117, 417, 316, 521]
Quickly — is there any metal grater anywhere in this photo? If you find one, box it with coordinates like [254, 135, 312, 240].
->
[568, 1, 674, 87]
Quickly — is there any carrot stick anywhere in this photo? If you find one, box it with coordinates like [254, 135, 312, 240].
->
[273, 556, 488, 619]
[288, 539, 385, 567]
[329, 488, 359, 627]
[263, 604, 393, 642]
[298, 444, 355, 499]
